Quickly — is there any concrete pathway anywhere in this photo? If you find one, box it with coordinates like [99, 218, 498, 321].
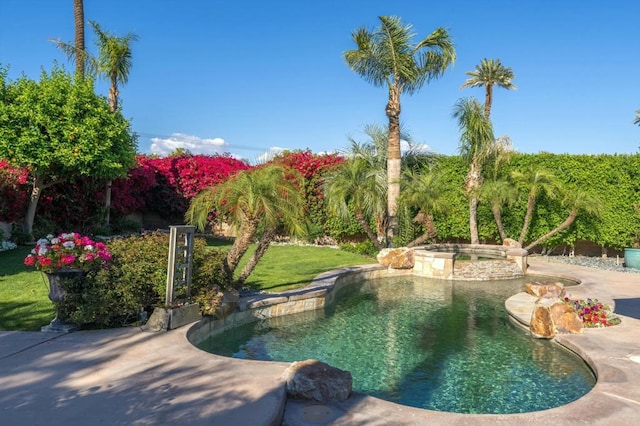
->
[1, 258, 639, 425]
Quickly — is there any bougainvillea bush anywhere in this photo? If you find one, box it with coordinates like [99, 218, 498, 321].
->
[270, 150, 344, 241]
[0, 160, 29, 223]
[130, 154, 252, 221]
[563, 296, 622, 327]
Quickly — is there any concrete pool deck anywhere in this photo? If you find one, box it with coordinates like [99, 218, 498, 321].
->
[1, 257, 639, 425]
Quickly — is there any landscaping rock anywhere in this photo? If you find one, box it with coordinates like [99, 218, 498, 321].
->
[502, 238, 522, 248]
[550, 302, 583, 334]
[530, 297, 582, 338]
[282, 359, 352, 402]
[377, 247, 415, 269]
[214, 289, 239, 319]
[524, 281, 565, 299]
[530, 301, 556, 338]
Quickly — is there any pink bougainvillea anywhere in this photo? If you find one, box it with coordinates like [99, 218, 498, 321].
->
[0, 160, 30, 223]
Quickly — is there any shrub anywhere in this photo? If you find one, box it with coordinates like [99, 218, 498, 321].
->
[58, 232, 229, 327]
[338, 240, 378, 257]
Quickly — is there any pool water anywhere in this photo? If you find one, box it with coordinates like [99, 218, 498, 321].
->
[198, 276, 595, 414]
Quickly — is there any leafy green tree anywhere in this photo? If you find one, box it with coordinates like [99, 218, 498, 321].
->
[186, 165, 307, 287]
[461, 58, 517, 119]
[511, 167, 560, 245]
[52, 21, 139, 225]
[0, 66, 137, 236]
[453, 97, 510, 244]
[344, 16, 455, 243]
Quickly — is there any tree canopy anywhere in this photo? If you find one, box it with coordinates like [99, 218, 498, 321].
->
[0, 65, 137, 234]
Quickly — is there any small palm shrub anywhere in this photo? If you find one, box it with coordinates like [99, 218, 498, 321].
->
[58, 232, 229, 327]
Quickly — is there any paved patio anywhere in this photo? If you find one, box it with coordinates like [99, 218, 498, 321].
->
[0, 258, 639, 425]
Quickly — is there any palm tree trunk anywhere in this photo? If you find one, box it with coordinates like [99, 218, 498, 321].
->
[469, 196, 480, 244]
[524, 210, 577, 251]
[223, 220, 259, 283]
[491, 202, 507, 242]
[73, 0, 85, 79]
[407, 213, 437, 247]
[484, 84, 493, 119]
[385, 85, 402, 246]
[355, 210, 384, 250]
[236, 227, 278, 285]
[518, 195, 536, 245]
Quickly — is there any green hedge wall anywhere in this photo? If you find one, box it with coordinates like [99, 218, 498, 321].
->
[431, 153, 640, 250]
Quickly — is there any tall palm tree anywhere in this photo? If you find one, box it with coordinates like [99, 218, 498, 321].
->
[87, 21, 139, 112]
[634, 109, 640, 126]
[524, 190, 603, 251]
[511, 167, 560, 246]
[453, 97, 509, 244]
[461, 58, 516, 119]
[344, 16, 455, 244]
[399, 167, 448, 247]
[186, 165, 306, 287]
[73, 0, 85, 79]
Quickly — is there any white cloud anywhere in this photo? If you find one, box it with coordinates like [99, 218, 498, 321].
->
[401, 140, 432, 154]
[253, 146, 285, 164]
[150, 133, 228, 156]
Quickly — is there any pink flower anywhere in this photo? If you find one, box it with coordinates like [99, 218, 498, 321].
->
[61, 254, 76, 265]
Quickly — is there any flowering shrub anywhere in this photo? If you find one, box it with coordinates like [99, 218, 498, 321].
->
[0, 159, 30, 222]
[24, 232, 112, 273]
[563, 297, 622, 328]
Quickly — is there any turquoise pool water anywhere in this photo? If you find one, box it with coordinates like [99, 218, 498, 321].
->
[198, 276, 595, 414]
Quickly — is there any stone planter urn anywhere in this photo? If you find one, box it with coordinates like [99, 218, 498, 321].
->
[624, 248, 640, 270]
[41, 269, 82, 333]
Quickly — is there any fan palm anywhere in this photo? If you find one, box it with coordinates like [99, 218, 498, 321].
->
[344, 15, 455, 243]
[461, 58, 516, 119]
[634, 109, 640, 126]
[186, 165, 306, 287]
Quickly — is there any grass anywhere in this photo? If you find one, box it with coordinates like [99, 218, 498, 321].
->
[0, 240, 375, 331]
[0, 245, 55, 331]
[237, 244, 376, 292]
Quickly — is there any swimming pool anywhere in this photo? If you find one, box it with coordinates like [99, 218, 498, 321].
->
[197, 275, 595, 414]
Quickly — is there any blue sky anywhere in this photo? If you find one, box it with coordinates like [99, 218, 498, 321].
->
[2, 1, 639, 162]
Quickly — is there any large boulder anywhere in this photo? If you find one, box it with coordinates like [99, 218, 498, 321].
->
[550, 302, 584, 334]
[530, 297, 583, 338]
[282, 359, 352, 402]
[377, 247, 415, 269]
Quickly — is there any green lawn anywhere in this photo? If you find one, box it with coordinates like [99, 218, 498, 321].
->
[0, 245, 56, 331]
[0, 241, 375, 331]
